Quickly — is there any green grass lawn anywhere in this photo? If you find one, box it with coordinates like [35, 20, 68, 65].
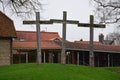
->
[0, 63, 120, 80]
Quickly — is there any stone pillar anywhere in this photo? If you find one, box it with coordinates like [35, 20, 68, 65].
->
[26, 52, 28, 63]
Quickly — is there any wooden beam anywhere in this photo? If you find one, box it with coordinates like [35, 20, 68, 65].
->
[89, 15, 94, 67]
[61, 11, 67, 64]
[23, 20, 53, 24]
[50, 19, 79, 24]
[78, 23, 105, 28]
[36, 12, 41, 64]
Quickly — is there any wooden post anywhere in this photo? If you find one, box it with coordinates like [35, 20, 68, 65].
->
[77, 52, 79, 65]
[108, 54, 110, 67]
[44, 51, 46, 63]
[89, 15, 94, 66]
[61, 11, 67, 64]
[36, 12, 41, 64]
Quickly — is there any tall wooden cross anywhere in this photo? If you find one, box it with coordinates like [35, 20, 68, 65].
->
[50, 11, 79, 64]
[78, 15, 105, 66]
[23, 12, 53, 64]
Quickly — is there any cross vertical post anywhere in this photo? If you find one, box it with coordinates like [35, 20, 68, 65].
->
[61, 11, 67, 64]
[36, 12, 41, 64]
[50, 11, 79, 64]
[89, 15, 94, 66]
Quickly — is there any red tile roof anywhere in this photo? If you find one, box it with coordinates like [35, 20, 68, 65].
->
[15, 31, 60, 41]
[12, 31, 120, 53]
[0, 11, 16, 37]
[74, 41, 120, 53]
[13, 40, 61, 50]
[12, 40, 120, 53]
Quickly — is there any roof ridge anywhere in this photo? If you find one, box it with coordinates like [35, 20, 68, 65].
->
[16, 31, 59, 34]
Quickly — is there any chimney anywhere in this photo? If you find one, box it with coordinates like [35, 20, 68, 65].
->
[80, 39, 83, 41]
[99, 33, 104, 43]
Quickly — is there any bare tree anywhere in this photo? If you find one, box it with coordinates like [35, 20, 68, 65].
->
[92, 0, 120, 25]
[0, 0, 42, 18]
[106, 32, 120, 45]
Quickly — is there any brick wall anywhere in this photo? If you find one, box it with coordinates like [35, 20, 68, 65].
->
[0, 38, 11, 65]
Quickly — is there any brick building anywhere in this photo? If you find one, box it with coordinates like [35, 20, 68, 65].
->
[0, 11, 16, 65]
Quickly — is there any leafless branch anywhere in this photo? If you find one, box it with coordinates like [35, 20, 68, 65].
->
[93, 0, 120, 25]
[94, 0, 120, 8]
[0, 0, 42, 18]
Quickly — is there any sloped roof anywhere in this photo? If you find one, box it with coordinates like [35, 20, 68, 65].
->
[12, 40, 120, 53]
[52, 41, 120, 53]
[0, 11, 16, 37]
[12, 31, 120, 53]
[13, 40, 61, 50]
[15, 31, 60, 41]
[74, 41, 120, 53]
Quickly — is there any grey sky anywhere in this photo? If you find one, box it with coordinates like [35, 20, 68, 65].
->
[11, 0, 115, 41]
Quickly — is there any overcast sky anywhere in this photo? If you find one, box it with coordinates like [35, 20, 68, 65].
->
[10, 0, 115, 42]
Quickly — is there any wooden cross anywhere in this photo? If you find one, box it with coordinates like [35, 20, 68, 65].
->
[78, 15, 105, 66]
[50, 11, 79, 64]
[23, 12, 53, 64]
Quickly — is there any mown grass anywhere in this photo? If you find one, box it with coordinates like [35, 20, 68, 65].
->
[0, 63, 120, 80]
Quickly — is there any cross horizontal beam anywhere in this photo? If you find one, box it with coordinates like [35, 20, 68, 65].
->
[50, 19, 105, 28]
[23, 20, 53, 25]
[78, 23, 105, 28]
[23, 19, 105, 28]
[50, 19, 79, 24]
[23, 20, 105, 28]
